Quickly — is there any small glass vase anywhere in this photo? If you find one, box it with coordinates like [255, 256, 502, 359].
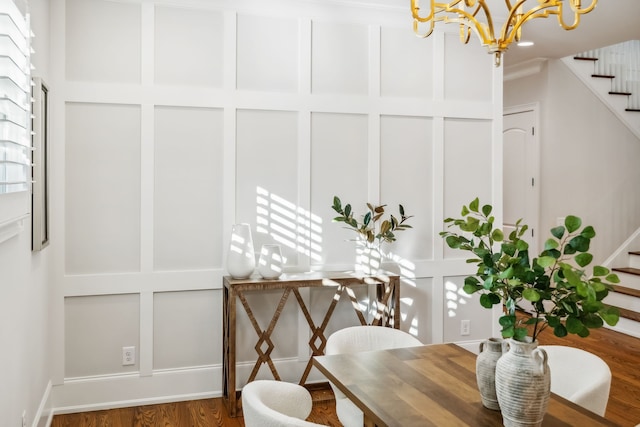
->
[226, 223, 255, 279]
[257, 244, 283, 279]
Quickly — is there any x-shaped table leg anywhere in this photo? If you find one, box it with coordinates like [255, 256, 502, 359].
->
[238, 288, 292, 382]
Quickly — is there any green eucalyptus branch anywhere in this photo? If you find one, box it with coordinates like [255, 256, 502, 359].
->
[441, 197, 620, 342]
[331, 196, 413, 247]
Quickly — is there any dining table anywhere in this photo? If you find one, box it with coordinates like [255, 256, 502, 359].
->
[312, 343, 619, 427]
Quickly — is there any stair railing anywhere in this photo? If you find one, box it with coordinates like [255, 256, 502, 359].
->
[576, 40, 640, 111]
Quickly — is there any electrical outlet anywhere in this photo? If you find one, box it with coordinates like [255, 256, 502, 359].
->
[122, 346, 136, 366]
[461, 319, 471, 336]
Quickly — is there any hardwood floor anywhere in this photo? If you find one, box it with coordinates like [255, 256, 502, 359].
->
[52, 325, 640, 427]
[50, 390, 340, 427]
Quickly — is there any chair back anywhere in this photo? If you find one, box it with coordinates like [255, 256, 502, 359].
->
[325, 326, 422, 427]
[326, 325, 422, 355]
[539, 345, 611, 416]
[241, 380, 327, 427]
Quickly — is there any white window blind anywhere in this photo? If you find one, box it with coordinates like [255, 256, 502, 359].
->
[0, 0, 31, 195]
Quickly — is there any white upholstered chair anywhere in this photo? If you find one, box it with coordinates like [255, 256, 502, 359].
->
[241, 380, 327, 427]
[539, 345, 612, 416]
[325, 326, 423, 427]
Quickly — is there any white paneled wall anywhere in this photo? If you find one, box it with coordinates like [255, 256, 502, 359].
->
[65, 0, 141, 83]
[380, 115, 433, 261]
[65, 294, 140, 377]
[310, 112, 369, 267]
[65, 103, 142, 274]
[236, 109, 300, 264]
[237, 14, 299, 92]
[312, 22, 369, 95]
[154, 7, 224, 87]
[153, 290, 220, 370]
[50, 0, 502, 409]
[380, 28, 434, 98]
[153, 106, 224, 271]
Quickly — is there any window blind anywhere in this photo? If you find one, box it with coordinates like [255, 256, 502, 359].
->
[0, 0, 31, 194]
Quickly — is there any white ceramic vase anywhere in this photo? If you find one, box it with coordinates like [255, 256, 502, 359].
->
[476, 337, 504, 411]
[495, 338, 550, 427]
[226, 223, 255, 279]
[258, 244, 283, 279]
[357, 243, 383, 275]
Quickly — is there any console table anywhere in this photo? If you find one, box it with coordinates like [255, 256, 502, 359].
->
[222, 271, 400, 417]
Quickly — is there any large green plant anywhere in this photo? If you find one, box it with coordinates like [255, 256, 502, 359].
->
[440, 198, 620, 342]
[331, 196, 413, 247]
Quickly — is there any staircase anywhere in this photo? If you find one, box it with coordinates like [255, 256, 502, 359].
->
[563, 41, 640, 337]
[605, 238, 640, 338]
[562, 40, 640, 140]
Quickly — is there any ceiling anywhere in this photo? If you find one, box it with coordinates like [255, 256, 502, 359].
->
[502, 0, 640, 67]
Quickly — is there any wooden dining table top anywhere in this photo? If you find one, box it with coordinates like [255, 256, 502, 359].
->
[312, 343, 619, 427]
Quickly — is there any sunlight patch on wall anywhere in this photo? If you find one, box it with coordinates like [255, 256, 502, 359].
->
[445, 279, 471, 318]
[409, 316, 419, 337]
[255, 186, 323, 263]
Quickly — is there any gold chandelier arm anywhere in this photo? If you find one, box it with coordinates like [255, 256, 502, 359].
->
[411, 0, 436, 23]
[555, 0, 597, 30]
[499, 0, 588, 47]
[499, 0, 534, 46]
[467, 0, 495, 41]
[554, 2, 581, 31]
[412, 0, 466, 23]
[413, 18, 437, 38]
[459, 21, 472, 44]
[501, 0, 599, 44]
[569, 0, 597, 14]
[412, 0, 495, 46]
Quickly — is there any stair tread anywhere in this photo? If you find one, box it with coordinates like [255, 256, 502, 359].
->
[625, 108, 640, 112]
[615, 306, 640, 323]
[574, 56, 598, 61]
[609, 91, 632, 96]
[630, 251, 640, 256]
[611, 284, 640, 297]
[612, 267, 640, 276]
[592, 74, 615, 79]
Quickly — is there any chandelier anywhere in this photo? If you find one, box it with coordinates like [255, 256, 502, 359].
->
[411, 0, 598, 66]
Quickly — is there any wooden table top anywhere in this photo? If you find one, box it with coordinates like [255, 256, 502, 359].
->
[223, 271, 399, 289]
[313, 343, 619, 427]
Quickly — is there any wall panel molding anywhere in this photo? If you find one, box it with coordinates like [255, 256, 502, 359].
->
[52, 0, 502, 408]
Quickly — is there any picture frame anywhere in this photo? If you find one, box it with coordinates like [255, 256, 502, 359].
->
[31, 76, 49, 251]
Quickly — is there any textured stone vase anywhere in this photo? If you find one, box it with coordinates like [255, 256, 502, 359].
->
[226, 223, 255, 279]
[495, 339, 550, 427]
[257, 244, 283, 279]
[476, 337, 504, 410]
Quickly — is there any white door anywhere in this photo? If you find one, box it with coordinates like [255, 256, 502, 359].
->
[503, 107, 539, 257]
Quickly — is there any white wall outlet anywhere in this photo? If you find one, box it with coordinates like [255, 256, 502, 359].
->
[122, 346, 136, 366]
[461, 319, 471, 336]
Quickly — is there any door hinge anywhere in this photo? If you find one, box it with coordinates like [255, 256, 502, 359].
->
[532, 127, 535, 136]
[531, 177, 535, 186]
